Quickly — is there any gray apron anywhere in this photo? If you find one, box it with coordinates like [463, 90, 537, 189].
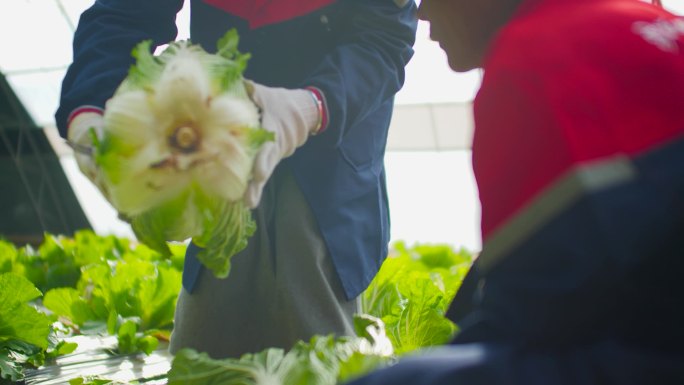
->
[169, 166, 360, 358]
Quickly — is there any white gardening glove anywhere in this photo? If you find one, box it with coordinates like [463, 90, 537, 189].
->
[67, 111, 107, 194]
[243, 80, 323, 208]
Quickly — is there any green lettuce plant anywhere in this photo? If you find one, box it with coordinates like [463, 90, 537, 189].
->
[0, 273, 76, 382]
[362, 242, 472, 355]
[167, 315, 393, 385]
[93, 30, 273, 278]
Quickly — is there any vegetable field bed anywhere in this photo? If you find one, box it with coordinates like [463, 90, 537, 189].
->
[24, 336, 172, 384]
[2, 231, 473, 384]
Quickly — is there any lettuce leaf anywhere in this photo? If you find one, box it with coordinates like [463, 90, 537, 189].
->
[167, 315, 393, 385]
[0, 273, 52, 381]
[362, 242, 472, 354]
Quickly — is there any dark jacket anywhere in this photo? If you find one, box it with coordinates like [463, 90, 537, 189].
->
[56, 0, 418, 299]
[347, 1, 684, 384]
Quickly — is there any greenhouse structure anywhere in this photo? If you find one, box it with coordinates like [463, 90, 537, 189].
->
[1, 0, 683, 384]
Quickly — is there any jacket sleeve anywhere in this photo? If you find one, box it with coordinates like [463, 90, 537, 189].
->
[55, 0, 184, 137]
[301, 0, 418, 141]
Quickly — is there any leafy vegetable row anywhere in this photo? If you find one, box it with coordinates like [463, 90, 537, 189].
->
[0, 231, 472, 384]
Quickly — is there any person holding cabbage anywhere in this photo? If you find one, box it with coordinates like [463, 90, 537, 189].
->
[345, 0, 684, 384]
[56, 0, 417, 358]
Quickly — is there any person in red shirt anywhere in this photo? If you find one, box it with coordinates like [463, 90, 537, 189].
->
[347, 0, 684, 383]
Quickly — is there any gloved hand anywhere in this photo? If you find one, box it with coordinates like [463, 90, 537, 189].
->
[67, 111, 107, 193]
[243, 80, 323, 208]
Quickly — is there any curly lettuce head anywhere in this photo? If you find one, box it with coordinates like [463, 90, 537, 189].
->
[94, 30, 272, 278]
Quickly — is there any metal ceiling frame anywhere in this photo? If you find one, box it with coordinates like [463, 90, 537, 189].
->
[0, 72, 91, 245]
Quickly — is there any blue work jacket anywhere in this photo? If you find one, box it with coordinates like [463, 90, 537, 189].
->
[56, 0, 418, 299]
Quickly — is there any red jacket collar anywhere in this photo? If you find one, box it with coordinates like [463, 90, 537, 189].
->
[512, 0, 645, 19]
[203, 0, 336, 29]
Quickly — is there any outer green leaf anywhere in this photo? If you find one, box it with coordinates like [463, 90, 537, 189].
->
[0, 241, 18, 275]
[214, 28, 251, 90]
[131, 183, 256, 279]
[0, 340, 42, 380]
[0, 272, 41, 304]
[0, 305, 50, 350]
[50, 340, 78, 357]
[248, 128, 276, 149]
[361, 242, 472, 355]
[136, 334, 159, 355]
[69, 376, 128, 385]
[337, 352, 388, 384]
[387, 275, 457, 354]
[194, 198, 255, 278]
[136, 266, 181, 330]
[119, 40, 164, 93]
[116, 320, 138, 354]
[43, 288, 97, 326]
[0, 348, 24, 382]
[0, 274, 50, 349]
[168, 315, 393, 385]
[168, 349, 254, 385]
